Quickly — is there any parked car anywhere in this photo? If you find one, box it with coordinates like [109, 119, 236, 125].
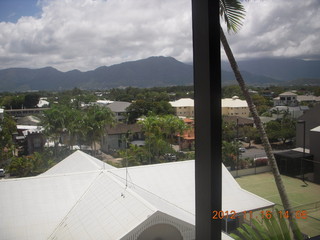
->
[239, 147, 246, 153]
[0, 169, 5, 177]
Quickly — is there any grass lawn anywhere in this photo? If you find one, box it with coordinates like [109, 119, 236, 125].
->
[236, 172, 320, 237]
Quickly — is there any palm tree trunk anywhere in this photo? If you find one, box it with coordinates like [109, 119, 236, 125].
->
[220, 26, 302, 240]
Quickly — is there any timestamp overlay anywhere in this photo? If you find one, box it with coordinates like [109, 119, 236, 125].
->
[212, 210, 308, 221]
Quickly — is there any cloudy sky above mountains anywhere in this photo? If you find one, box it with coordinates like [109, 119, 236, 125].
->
[0, 0, 319, 71]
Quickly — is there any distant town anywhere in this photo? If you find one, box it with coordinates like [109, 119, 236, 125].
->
[1, 84, 320, 238]
[1, 84, 320, 178]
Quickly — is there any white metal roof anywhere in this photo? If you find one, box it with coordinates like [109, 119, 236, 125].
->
[221, 97, 248, 108]
[0, 151, 274, 240]
[311, 126, 320, 132]
[110, 160, 274, 215]
[17, 125, 42, 130]
[169, 98, 194, 107]
[42, 150, 115, 176]
[279, 91, 297, 96]
[0, 171, 100, 240]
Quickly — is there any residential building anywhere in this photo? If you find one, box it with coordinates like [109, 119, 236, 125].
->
[37, 98, 50, 108]
[4, 108, 50, 117]
[178, 118, 195, 151]
[169, 98, 194, 118]
[273, 91, 298, 107]
[296, 95, 320, 104]
[296, 104, 320, 149]
[0, 150, 274, 240]
[221, 96, 250, 117]
[16, 115, 41, 125]
[106, 101, 131, 122]
[16, 125, 45, 154]
[101, 123, 143, 153]
[222, 115, 254, 127]
[270, 105, 309, 119]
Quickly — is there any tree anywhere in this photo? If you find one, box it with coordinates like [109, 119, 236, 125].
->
[137, 115, 185, 163]
[24, 93, 40, 108]
[83, 105, 115, 155]
[239, 125, 258, 148]
[126, 100, 174, 123]
[266, 117, 296, 145]
[42, 105, 68, 153]
[0, 114, 17, 165]
[220, 1, 302, 238]
[222, 140, 239, 170]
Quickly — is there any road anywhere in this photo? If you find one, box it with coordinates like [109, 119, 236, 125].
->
[240, 145, 290, 159]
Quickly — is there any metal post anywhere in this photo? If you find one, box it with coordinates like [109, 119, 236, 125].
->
[192, 0, 222, 239]
[236, 117, 239, 177]
[298, 120, 306, 182]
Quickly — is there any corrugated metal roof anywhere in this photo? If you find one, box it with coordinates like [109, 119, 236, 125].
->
[222, 98, 248, 108]
[169, 98, 194, 107]
[1, 151, 274, 240]
[42, 150, 115, 176]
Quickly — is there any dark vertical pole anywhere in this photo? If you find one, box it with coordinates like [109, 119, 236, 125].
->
[236, 117, 239, 177]
[192, 0, 222, 239]
[302, 121, 306, 182]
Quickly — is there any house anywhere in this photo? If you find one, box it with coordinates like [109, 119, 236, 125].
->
[269, 105, 309, 119]
[106, 101, 131, 122]
[101, 123, 143, 153]
[222, 115, 254, 127]
[0, 150, 274, 240]
[4, 108, 50, 118]
[37, 98, 50, 108]
[273, 91, 298, 107]
[16, 125, 46, 154]
[16, 115, 41, 126]
[296, 95, 320, 104]
[221, 96, 250, 117]
[178, 118, 195, 151]
[169, 98, 194, 118]
[296, 104, 320, 149]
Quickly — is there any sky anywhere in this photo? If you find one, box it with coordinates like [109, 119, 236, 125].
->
[0, 0, 319, 72]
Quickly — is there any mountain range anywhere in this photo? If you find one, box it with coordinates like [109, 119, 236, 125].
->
[0, 56, 320, 92]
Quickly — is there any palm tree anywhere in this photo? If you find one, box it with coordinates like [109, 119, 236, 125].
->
[220, 1, 302, 239]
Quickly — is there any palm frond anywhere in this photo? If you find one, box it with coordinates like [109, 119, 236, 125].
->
[220, 0, 246, 33]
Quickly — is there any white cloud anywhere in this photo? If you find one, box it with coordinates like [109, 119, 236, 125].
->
[222, 0, 320, 61]
[0, 0, 319, 71]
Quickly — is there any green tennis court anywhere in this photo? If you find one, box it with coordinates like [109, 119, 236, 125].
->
[235, 172, 320, 237]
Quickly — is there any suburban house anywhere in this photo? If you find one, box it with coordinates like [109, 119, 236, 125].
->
[106, 101, 131, 122]
[296, 95, 320, 104]
[0, 150, 274, 240]
[101, 123, 143, 153]
[4, 108, 50, 118]
[269, 105, 309, 119]
[273, 91, 298, 107]
[178, 118, 195, 151]
[16, 125, 46, 155]
[221, 96, 250, 117]
[169, 98, 194, 118]
[222, 115, 254, 127]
